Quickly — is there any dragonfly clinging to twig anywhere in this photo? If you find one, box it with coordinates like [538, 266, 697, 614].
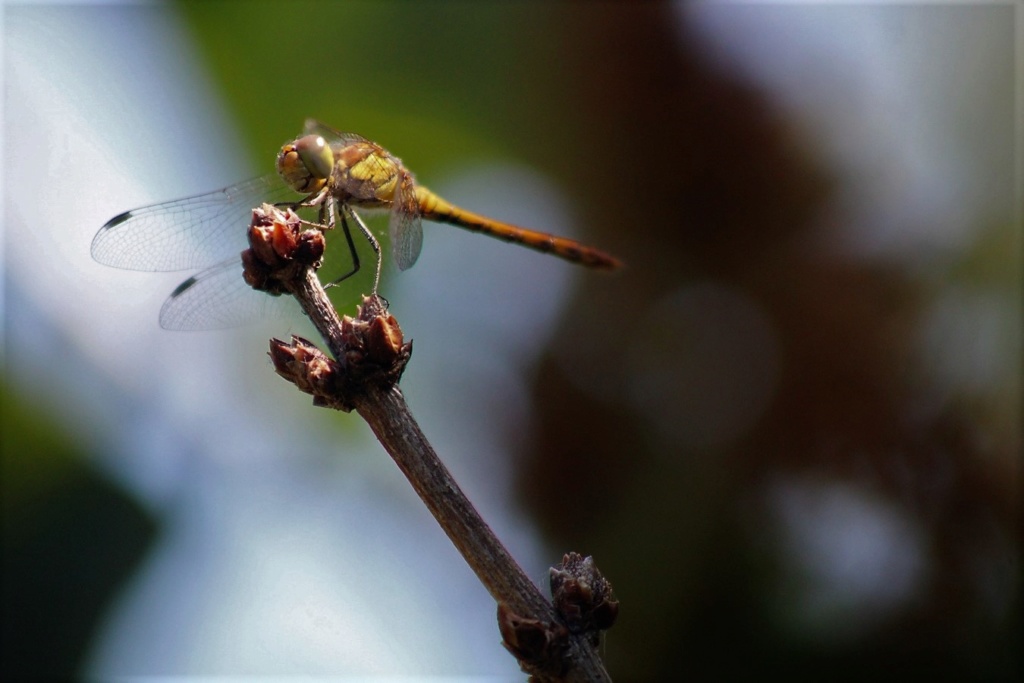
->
[93, 119, 622, 330]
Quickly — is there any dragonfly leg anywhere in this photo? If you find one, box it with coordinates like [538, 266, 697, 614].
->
[272, 202, 334, 234]
[272, 185, 327, 215]
[325, 210, 362, 288]
[344, 206, 382, 295]
[289, 195, 335, 233]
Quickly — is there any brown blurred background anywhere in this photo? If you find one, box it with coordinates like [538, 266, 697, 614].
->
[519, 4, 1019, 679]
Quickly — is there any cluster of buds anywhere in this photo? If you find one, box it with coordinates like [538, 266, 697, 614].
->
[498, 553, 618, 678]
[550, 553, 619, 646]
[242, 203, 325, 295]
[269, 297, 412, 412]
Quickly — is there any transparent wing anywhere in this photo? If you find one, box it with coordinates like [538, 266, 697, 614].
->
[389, 169, 423, 271]
[303, 118, 370, 148]
[157, 257, 296, 331]
[92, 174, 299, 272]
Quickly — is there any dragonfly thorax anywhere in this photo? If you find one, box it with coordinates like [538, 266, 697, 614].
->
[332, 142, 401, 204]
[276, 134, 333, 194]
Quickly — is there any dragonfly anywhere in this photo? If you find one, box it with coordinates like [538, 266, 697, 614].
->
[93, 119, 621, 330]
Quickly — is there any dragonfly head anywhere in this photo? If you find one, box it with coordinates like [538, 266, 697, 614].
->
[276, 134, 334, 194]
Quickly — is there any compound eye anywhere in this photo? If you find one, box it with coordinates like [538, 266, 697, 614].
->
[277, 135, 332, 193]
[295, 134, 333, 181]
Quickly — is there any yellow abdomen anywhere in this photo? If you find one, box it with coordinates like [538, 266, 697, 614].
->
[415, 186, 621, 270]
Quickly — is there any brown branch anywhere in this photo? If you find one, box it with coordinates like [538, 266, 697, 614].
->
[244, 204, 616, 681]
